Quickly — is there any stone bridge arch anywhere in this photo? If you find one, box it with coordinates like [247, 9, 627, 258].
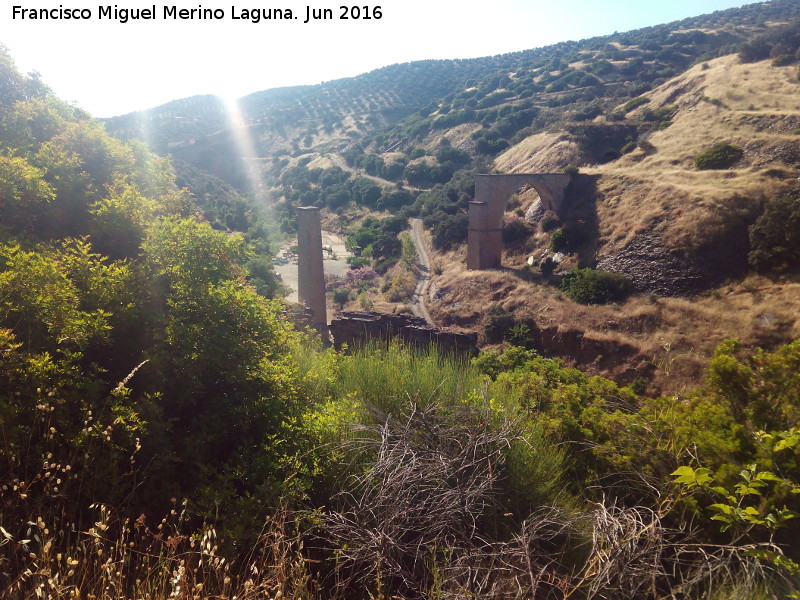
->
[467, 173, 571, 269]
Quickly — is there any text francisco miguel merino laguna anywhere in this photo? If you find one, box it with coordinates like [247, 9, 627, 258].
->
[12, 4, 382, 23]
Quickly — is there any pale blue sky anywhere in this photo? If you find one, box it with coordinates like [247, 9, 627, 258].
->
[3, 0, 751, 117]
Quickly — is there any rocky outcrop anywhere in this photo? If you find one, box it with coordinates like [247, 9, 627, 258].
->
[597, 230, 705, 296]
[597, 223, 749, 296]
[330, 311, 478, 356]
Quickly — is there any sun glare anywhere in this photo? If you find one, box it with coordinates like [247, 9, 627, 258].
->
[221, 95, 269, 205]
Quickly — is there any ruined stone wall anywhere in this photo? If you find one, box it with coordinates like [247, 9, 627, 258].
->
[330, 311, 478, 356]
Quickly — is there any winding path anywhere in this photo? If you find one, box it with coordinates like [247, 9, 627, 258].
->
[409, 218, 434, 325]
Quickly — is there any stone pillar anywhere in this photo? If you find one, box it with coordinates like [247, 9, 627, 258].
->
[296, 207, 327, 335]
[467, 201, 502, 269]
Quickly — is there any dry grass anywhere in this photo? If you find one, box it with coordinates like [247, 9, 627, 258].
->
[437, 122, 484, 150]
[427, 243, 800, 394]
[593, 56, 799, 254]
[1, 490, 315, 600]
[305, 154, 337, 170]
[496, 131, 588, 173]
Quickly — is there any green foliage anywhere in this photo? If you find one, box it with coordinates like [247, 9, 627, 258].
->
[623, 96, 651, 112]
[400, 232, 416, 268]
[331, 342, 484, 417]
[332, 287, 351, 307]
[347, 255, 370, 269]
[507, 322, 534, 348]
[672, 428, 800, 575]
[501, 214, 531, 244]
[345, 216, 406, 272]
[748, 197, 800, 273]
[637, 104, 678, 129]
[560, 267, 634, 304]
[550, 227, 570, 252]
[434, 145, 471, 167]
[540, 210, 560, 232]
[484, 304, 516, 343]
[695, 142, 744, 170]
[0, 239, 125, 353]
[0, 154, 55, 235]
[705, 338, 800, 431]
[245, 255, 288, 298]
[89, 183, 156, 259]
[739, 19, 800, 65]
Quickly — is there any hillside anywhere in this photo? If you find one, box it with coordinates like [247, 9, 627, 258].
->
[98, 0, 800, 393]
[421, 54, 800, 392]
[104, 0, 800, 188]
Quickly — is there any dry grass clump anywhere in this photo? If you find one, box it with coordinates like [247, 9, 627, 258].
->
[320, 402, 792, 600]
[1, 494, 314, 600]
[0, 404, 315, 600]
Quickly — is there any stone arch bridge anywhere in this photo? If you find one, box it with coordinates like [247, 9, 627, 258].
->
[467, 173, 572, 270]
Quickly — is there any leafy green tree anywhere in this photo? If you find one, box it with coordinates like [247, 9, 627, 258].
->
[550, 227, 570, 252]
[484, 304, 516, 343]
[706, 338, 800, 431]
[0, 97, 71, 154]
[0, 154, 55, 235]
[89, 184, 156, 259]
[0, 239, 125, 354]
[350, 177, 382, 208]
[400, 233, 416, 268]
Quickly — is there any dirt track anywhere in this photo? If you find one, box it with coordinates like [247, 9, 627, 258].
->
[409, 219, 434, 325]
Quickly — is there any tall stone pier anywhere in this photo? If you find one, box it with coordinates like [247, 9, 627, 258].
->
[296, 206, 327, 335]
[467, 201, 501, 269]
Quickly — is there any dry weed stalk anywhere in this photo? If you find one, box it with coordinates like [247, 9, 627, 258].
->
[0, 498, 315, 600]
[321, 402, 795, 600]
[322, 403, 512, 595]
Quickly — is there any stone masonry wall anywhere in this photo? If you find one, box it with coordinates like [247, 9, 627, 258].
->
[329, 311, 478, 356]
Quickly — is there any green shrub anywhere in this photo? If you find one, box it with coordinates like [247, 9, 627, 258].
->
[508, 322, 534, 348]
[695, 142, 743, 170]
[540, 210, 561, 232]
[623, 96, 650, 112]
[502, 215, 531, 243]
[563, 164, 580, 176]
[638, 105, 678, 129]
[550, 227, 570, 252]
[748, 197, 800, 273]
[560, 267, 634, 304]
[484, 304, 516, 343]
[348, 256, 370, 269]
[332, 287, 351, 307]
